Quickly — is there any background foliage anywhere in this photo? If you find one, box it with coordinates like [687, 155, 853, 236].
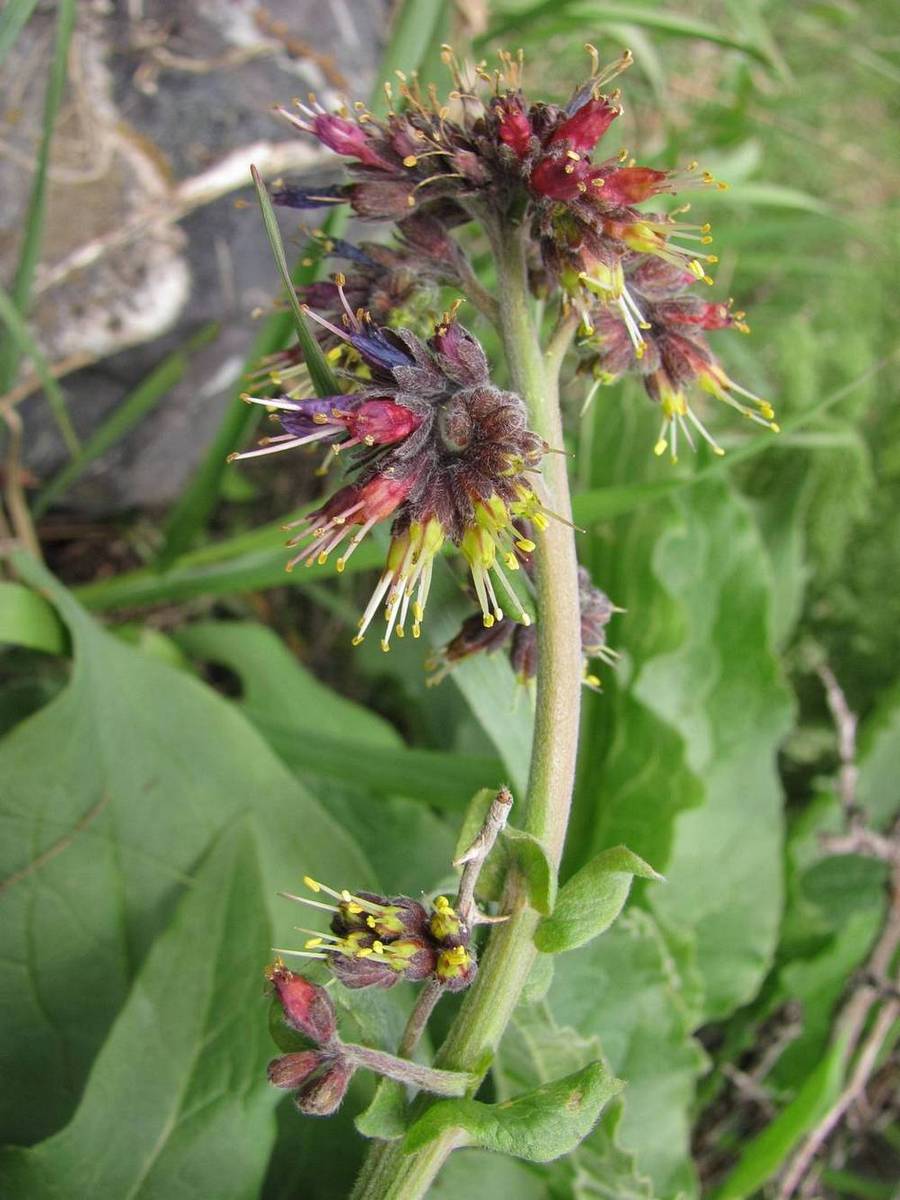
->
[1, 1, 898, 1198]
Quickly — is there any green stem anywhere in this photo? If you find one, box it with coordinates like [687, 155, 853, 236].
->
[350, 218, 583, 1200]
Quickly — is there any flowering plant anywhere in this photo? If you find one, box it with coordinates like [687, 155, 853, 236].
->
[239, 38, 777, 1200]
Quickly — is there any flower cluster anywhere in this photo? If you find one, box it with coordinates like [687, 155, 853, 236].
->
[271, 44, 774, 460]
[429, 561, 619, 690]
[276, 876, 477, 993]
[236, 305, 545, 647]
[581, 257, 776, 460]
[266, 962, 353, 1116]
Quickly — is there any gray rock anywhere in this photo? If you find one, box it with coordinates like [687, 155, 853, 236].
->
[3, 0, 390, 513]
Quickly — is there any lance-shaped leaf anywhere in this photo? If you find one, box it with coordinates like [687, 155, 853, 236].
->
[251, 165, 340, 399]
[404, 1061, 622, 1162]
[535, 846, 662, 954]
[0, 822, 277, 1198]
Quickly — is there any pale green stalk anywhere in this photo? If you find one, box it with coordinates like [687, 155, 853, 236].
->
[350, 217, 583, 1200]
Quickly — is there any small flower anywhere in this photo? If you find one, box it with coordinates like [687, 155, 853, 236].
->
[233, 300, 546, 649]
[429, 561, 618, 691]
[435, 945, 478, 992]
[583, 257, 775, 461]
[275, 877, 479, 994]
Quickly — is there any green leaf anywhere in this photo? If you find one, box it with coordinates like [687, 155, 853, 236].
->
[0, 557, 374, 1145]
[637, 478, 794, 1019]
[34, 323, 219, 516]
[0, 583, 66, 655]
[495, 1006, 655, 1199]
[251, 166, 340, 399]
[404, 1061, 622, 1162]
[174, 620, 488, 826]
[0, 280, 79, 457]
[0, 822, 277, 1198]
[711, 1036, 848, 1200]
[856, 682, 900, 829]
[0, 0, 78, 431]
[0, 0, 39, 67]
[504, 826, 557, 915]
[482, 2, 776, 64]
[355, 1078, 408, 1141]
[535, 846, 661, 954]
[550, 910, 706, 1198]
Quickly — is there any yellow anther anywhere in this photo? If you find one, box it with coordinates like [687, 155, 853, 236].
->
[654, 438, 668, 457]
[304, 937, 323, 949]
[403, 154, 418, 167]
[351, 634, 364, 646]
[304, 876, 322, 892]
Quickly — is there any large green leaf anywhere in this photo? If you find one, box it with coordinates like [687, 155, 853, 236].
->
[636, 479, 794, 1019]
[0, 559, 374, 1145]
[0, 823, 277, 1198]
[173, 620, 461, 890]
[549, 910, 706, 1198]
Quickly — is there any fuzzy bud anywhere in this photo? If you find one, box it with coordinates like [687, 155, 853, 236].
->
[267, 1050, 326, 1090]
[267, 963, 337, 1046]
[295, 1058, 355, 1117]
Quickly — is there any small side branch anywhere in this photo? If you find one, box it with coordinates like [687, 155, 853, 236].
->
[394, 786, 514, 1061]
[453, 784, 513, 926]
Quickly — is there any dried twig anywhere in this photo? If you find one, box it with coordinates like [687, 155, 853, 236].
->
[396, 786, 513, 1061]
[33, 141, 329, 297]
[778, 675, 900, 1199]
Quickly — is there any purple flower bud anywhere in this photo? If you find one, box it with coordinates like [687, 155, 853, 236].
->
[295, 1058, 355, 1117]
[267, 1050, 325, 1090]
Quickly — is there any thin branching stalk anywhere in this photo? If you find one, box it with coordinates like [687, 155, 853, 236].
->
[351, 217, 583, 1200]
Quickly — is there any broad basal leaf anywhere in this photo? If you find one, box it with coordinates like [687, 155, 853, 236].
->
[0, 560, 374, 1145]
[550, 909, 706, 1198]
[636, 478, 794, 1019]
[0, 823, 277, 1199]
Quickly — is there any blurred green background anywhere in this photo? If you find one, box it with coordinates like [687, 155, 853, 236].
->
[0, 2, 898, 1198]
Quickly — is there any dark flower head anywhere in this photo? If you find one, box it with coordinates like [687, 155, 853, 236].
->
[276, 878, 479, 994]
[583, 256, 775, 461]
[429, 561, 619, 691]
[435, 945, 478, 992]
[272, 46, 724, 291]
[234, 302, 547, 649]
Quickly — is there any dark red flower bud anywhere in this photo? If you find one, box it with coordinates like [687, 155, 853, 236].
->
[530, 153, 594, 201]
[593, 166, 670, 206]
[347, 400, 421, 445]
[295, 1058, 354, 1117]
[267, 963, 337, 1046]
[356, 472, 417, 523]
[267, 1050, 325, 1090]
[550, 96, 619, 152]
[496, 97, 534, 159]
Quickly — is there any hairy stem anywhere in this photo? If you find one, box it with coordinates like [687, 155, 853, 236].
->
[342, 1044, 475, 1096]
[351, 218, 582, 1200]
